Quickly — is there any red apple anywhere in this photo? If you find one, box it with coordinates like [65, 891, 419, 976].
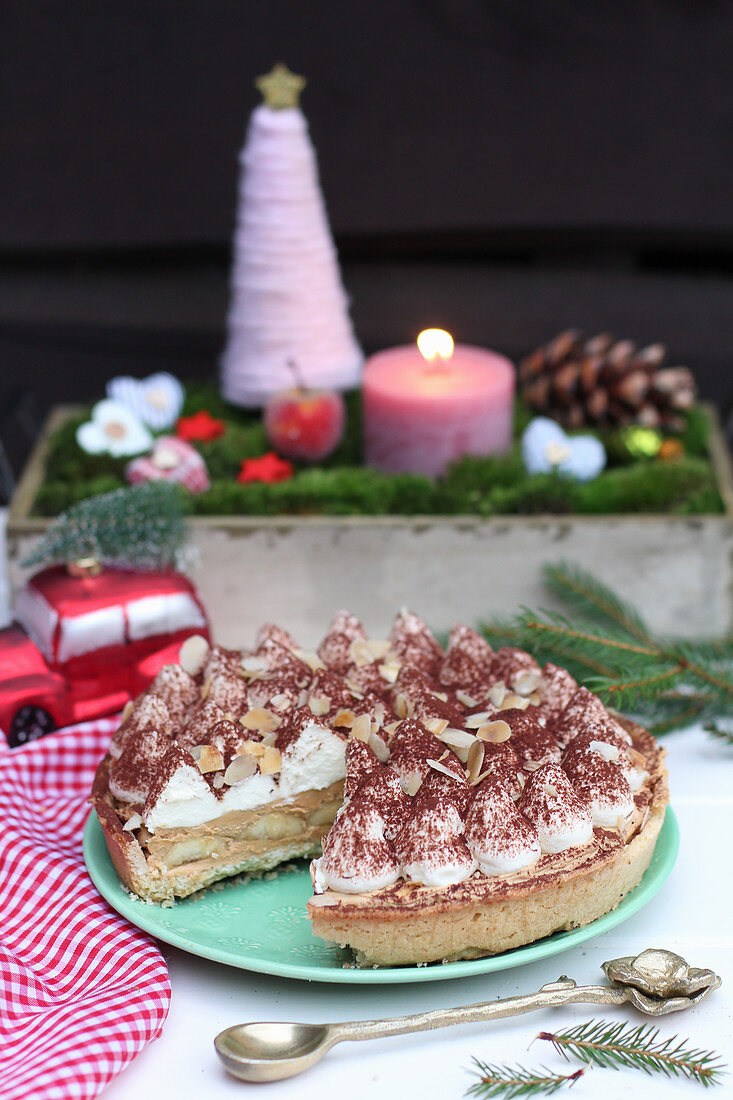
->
[264, 386, 346, 462]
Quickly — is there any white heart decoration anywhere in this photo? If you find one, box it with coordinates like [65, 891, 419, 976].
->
[521, 417, 606, 482]
[106, 372, 185, 430]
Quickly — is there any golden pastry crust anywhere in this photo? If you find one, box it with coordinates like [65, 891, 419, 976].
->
[308, 720, 668, 965]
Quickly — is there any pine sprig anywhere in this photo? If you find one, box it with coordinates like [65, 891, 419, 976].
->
[704, 720, 733, 746]
[542, 562, 653, 644]
[466, 1059, 584, 1098]
[479, 561, 733, 738]
[538, 1020, 726, 1087]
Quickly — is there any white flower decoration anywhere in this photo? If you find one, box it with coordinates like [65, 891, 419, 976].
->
[106, 372, 185, 430]
[76, 400, 153, 457]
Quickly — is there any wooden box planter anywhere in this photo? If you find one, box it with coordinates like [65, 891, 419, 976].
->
[7, 406, 733, 647]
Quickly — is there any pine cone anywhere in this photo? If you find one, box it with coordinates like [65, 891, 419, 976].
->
[519, 330, 696, 430]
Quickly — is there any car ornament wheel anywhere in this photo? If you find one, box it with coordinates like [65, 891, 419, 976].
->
[9, 706, 56, 748]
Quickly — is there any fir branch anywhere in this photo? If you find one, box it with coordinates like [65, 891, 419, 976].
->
[479, 619, 618, 680]
[705, 720, 733, 746]
[542, 562, 653, 644]
[643, 698, 710, 736]
[519, 615, 661, 658]
[466, 1058, 583, 1098]
[585, 665, 687, 708]
[672, 645, 733, 697]
[480, 562, 733, 738]
[538, 1020, 726, 1087]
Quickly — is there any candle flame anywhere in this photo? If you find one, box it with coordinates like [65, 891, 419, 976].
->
[417, 328, 454, 364]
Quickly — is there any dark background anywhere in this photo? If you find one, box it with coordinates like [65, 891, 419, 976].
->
[1, 0, 732, 484]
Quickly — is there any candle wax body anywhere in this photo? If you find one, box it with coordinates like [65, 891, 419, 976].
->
[363, 344, 515, 477]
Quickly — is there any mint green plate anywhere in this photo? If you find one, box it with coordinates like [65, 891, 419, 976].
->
[83, 807, 678, 984]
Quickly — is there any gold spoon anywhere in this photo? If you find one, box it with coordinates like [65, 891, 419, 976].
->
[214, 948, 721, 1083]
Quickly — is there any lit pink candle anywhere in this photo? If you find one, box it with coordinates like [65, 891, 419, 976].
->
[363, 329, 515, 476]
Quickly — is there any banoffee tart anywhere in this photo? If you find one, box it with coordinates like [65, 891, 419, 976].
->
[93, 610, 667, 958]
[306, 619, 668, 966]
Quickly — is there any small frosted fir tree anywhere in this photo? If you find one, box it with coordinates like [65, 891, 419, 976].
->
[23, 483, 189, 572]
[221, 64, 363, 407]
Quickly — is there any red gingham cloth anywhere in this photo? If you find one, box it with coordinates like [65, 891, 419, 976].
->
[0, 719, 171, 1100]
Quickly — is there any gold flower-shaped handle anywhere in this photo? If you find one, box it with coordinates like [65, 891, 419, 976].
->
[603, 948, 721, 1015]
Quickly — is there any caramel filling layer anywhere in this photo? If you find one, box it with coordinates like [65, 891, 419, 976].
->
[130, 780, 343, 875]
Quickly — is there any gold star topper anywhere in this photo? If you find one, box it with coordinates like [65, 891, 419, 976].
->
[255, 63, 306, 110]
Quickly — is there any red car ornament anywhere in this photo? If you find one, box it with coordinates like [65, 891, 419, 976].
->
[0, 565, 210, 748]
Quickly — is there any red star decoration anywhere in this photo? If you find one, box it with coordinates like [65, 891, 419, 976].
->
[176, 410, 226, 443]
[237, 452, 295, 484]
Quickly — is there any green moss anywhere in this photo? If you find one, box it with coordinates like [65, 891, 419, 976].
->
[32, 386, 724, 518]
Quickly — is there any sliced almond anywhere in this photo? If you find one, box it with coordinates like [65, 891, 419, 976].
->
[308, 694, 331, 717]
[368, 638, 391, 659]
[498, 693, 529, 711]
[212, 773, 225, 789]
[427, 758, 460, 781]
[368, 732, 389, 763]
[223, 753, 257, 785]
[295, 648, 326, 672]
[465, 710, 494, 729]
[476, 720, 512, 744]
[384, 721, 401, 738]
[423, 716, 449, 736]
[434, 727, 476, 765]
[270, 692, 293, 711]
[466, 740, 486, 784]
[513, 669, 542, 696]
[200, 675, 212, 700]
[529, 692, 542, 706]
[240, 707, 281, 732]
[179, 633, 211, 677]
[378, 662, 401, 684]
[347, 638, 371, 667]
[260, 730, 278, 748]
[258, 746, 282, 775]
[120, 699, 134, 724]
[403, 771, 423, 796]
[240, 655, 268, 677]
[394, 693, 410, 719]
[437, 726, 476, 748]
[488, 682, 508, 707]
[197, 745, 224, 773]
[524, 760, 542, 772]
[590, 740, 620, 763]
[123, 812, 142, 832]
[236, 741, 267, 756]
[350, 714, 372, 742]
[456, 689, 479, 708]
[332, 708, 356, 729]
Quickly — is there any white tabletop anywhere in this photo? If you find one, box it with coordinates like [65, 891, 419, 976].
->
[99, 724, 732, 1100]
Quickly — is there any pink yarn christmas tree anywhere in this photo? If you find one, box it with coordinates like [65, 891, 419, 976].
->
[221, 65, 363, 408]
